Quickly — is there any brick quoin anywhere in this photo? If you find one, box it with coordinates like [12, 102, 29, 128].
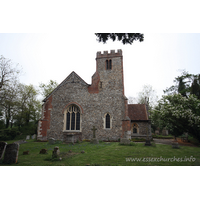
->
[88, 71, 100, 94]
[38, 95, 52, 139]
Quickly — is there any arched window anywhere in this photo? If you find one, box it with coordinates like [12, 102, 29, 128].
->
[65, 105, 81, 131]
[132, 123, 139, 134]
[106, 59, 112, 70]
[103, 113, 112, 129]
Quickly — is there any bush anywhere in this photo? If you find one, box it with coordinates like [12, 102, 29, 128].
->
[0, 129, 21, 141]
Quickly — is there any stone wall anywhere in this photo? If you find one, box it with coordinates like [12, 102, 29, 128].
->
[131, 121, 150, 137]
[38, 50, 128, 142]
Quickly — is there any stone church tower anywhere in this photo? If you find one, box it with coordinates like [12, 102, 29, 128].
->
[37, 49, 150, 142]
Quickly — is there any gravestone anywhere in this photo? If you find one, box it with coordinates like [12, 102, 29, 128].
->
[144, 138, 152, 146]
[125, 131, 131, 140]
[23, 151, 29, 155]
[13, 140, 27, 145]
[52, 146, 60, 158]
[0, 142, 7, 162]
[120, 138, 130, 145]
[31, 134, 36, 139]
[26, 135, 30, 140]
[172, 141, 180, 149]
[49, 138, 56, 145]
[39, 149, 48, 154]
[3, 143, 19, 164]
[90, 126, 99, 144]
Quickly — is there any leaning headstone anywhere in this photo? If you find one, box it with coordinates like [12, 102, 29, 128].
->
[3, 143, 19, 164]
[0, 142, 7, 162]
[26, 135, 30, 140]
[52, 146, 60, 159]
[49, 138, 56, 145]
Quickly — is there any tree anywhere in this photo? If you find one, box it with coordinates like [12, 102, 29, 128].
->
[0, 79, 19, 128]
[15, 83, 40, 128]
[137, 84, 158, 109]
[154, 94, 200, 141]
[95, 33, 144, 44]
[164, 70, 200, 98]
[190, 74, 200, 99]
[0, 55, 20, 91]
[39, 80, 58, 99]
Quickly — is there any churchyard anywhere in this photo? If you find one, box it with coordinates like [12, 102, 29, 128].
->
[0, 138, 200, 166]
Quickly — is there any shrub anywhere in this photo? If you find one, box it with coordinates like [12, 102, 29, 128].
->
[0, 129, 21, 141]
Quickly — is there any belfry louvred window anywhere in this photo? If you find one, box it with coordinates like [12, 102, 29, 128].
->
[66, 105, 80, 130]
[106, 59, 112, 70]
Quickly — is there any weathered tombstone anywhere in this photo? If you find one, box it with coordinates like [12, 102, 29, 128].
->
[49, 138, 56, 145]
[23, 151, 29, 155]
[13, 140, 27, 145]
[52, 146, 60, 158]
[145, 127, 152, 146]
[39, 149, 48, 154]
[144, 137, 152, 146]
[0, 142, 7, 162]
[81, 150, 85, 154]
[3, 143, 19, 164]
[31, 134, 36, 139]
[172, 141, 180, 149]
[90, 126, 99, 144]
[125, 131, 131, 140]
[26, 135, 30, 140]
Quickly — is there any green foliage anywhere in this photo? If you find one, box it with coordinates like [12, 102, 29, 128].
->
[1, 140, 200, 166]
[39, 80, 58, 99]
[164, 70, 200, 99]
[0, 128, 21, 141]
[154, 94, 200, 141]
[95, 33, 144, 45]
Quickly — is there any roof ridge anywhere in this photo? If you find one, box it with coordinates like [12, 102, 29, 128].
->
[43, 71, 89, 102]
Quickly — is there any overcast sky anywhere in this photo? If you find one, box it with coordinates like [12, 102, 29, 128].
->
[0, 33, 200, 100]
[1, 0, 200, 197]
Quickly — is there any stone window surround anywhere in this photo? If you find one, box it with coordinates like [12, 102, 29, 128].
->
[131, 123, 139, 134]
[63, 104, 82, 132]
[105, 59, 112, 70]
[102, 113, 113, 130]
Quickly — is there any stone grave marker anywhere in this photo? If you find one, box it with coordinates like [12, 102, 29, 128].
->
[90, 126, 99, 144]
[39, 149, 48, 154]
[31, 134, 36, 139]
[26, 135, 30, 140]
[13, 140, 27, 145]
[52, 146, 60, 159]
[49, 138, 56, 145]
[3, 143, 19, 164]
[0, 142, 7, 162]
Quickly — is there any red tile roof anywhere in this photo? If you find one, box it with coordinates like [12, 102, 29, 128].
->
[128, 104, 148, 121]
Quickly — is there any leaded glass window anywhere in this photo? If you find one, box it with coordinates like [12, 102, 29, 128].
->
[66, 105, 81, 131]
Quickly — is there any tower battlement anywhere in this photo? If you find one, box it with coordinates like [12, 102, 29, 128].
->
[96, 49, 122, 58]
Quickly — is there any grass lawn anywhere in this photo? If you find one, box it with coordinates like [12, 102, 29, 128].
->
[1, 139, 200, 166]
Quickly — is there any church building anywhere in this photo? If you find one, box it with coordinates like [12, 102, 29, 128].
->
[37, 49, 151, 142]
